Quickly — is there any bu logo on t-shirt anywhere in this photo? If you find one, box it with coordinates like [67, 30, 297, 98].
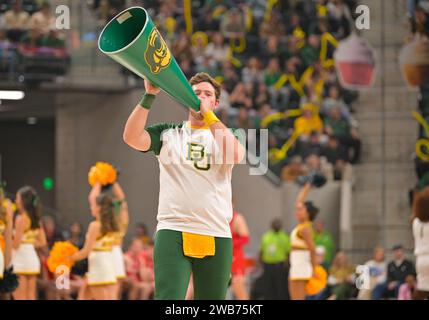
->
[186, 142, 211, 171]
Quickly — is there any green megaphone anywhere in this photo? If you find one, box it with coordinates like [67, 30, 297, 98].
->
[98, 6, 200, 111]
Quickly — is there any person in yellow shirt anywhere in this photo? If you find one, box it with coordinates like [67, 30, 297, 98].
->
[294, 103, 324, 138]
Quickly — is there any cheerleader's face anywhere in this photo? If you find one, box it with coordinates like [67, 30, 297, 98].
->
[295, 202, 309, 223]
[15, 192, 24, 212]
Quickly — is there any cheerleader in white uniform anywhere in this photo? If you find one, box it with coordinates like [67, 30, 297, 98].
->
[110, 182, 129, 299]
[289, 182, 319, 300]
[12, 186, 47, 300]
[69, 183, 119, 300]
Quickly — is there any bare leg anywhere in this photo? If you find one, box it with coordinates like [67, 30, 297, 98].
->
[27, 276, 38, 300]
[289, 279, 307, 300]
[13, 275, 28, 300]
[78, 277, 91, 300]
[90, 284, 116, 300]
[232, 274, 249, 300]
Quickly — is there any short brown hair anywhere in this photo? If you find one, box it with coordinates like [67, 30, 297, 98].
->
[413, 187, 429, 222]
[189, 72, 221, 101]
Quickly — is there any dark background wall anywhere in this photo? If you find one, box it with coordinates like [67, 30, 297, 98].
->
[0, 119, 55, 210]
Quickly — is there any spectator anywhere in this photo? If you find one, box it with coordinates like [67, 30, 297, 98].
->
[314, 218, 334, 268]
[324, 106, 361, 164]
[41, 215, 63, 249]
[321, 85, 351, 119]
[302, 153, 334, 181]
[195, 8, 220, 33]
[328, 251, 356, 300]
[300, 34, 320, 67]
[232, 107, 253, 130]
[265, 57, 289, 111]
[29, 1, 56, 34]
[220, 7, 246, 40]
[411, 187, 429, 299]
[124, 238, 153, 300]
[221, 60, 240, 92]
[172, 30, 192, 61]
[19, 27, 43, 49]
[4, 0, 30, 42]
[230, 82, 253, 109]
[298, 130, 324, 159]
[257, 218, 290, 300]
[372, 244, 416, 299]
[241, 56, 264, 85]
[205, 31, 230, 66]
[357, 246, 387, 300]
[322, 135, 352, 180]
[294, 103, 324, 138]
[63, 222, 85, 249]
[259, 35, 288, 65]
[281, 156, 305, 182]
[258, 12, 285, 40]
[254, 83, 271, 110]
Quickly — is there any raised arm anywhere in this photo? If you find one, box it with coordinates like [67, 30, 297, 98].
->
[112, 182, 129, 230]
[88, 182, 101, 209]
[123, 80, 160, 151]
[295, 182, 311, 208]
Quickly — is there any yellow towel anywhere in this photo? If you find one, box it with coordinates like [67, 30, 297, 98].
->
[182, 232, 215, 259]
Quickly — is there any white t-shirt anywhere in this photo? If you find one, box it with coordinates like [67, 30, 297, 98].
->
[143, 121, 244, 238]
[413, 218, 429, 256]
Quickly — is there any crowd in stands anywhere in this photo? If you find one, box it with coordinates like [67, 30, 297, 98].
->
[0, 0, 69, 82]
[93, 0, 362, 181]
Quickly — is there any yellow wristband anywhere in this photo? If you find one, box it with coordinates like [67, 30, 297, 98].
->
[202, 110, 220, 126]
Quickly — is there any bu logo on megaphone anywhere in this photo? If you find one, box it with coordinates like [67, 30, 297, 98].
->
[144, 28, 172, 74]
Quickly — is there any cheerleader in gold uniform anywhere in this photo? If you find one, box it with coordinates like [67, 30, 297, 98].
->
[69, 183, 120, 300]
[12, 186, 47, 300]
[289, 183, 319, 300]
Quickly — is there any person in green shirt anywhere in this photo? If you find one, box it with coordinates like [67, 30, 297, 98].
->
[314, 219, 334, 268]
[258, 218, 291, 299]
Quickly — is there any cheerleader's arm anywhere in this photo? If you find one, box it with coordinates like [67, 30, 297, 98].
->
[112, 182, 129, 230]
[88, 183, 101, 208]
[12, 214, 26, 250]
[295, 182, 311, 208]
[70, 221, 99, 262]
[35, 226, 47, 249]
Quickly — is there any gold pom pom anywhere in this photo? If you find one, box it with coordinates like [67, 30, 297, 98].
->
[47, 241, 79, 274]
[88, 162, 117, 186]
